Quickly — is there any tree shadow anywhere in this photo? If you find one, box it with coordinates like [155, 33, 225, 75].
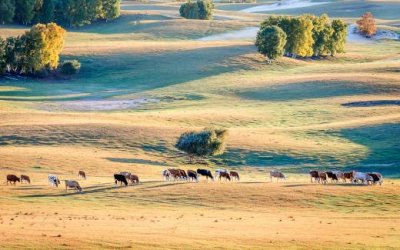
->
[0, 44, 255, 102]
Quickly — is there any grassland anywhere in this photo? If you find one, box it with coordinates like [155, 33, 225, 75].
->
[1, 0, 400, 249]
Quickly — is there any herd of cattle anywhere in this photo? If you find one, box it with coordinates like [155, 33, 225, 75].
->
[5, 168, 383, 193]
[309, 170, 383, 185]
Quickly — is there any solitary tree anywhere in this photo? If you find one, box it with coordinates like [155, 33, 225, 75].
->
[0, 0, 15, 24]
[356, 12, 376, 37]
[255, 25, 287, 63]
[175, 128, 227, 163]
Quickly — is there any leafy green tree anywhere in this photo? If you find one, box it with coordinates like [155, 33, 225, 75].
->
[0, 0, 15, 24]
[39, 0, 55, 23]
[175, 128, 227, 163]
[197, 0, 214, 20]
[180, 1, 199, 19]
[101, 0, 120, 21]
[180, 0, 213, 20]
[14, 0, 36, 25]
[5, 36, 25, 73]
[305, 14, 333, 57]
[255, 25, 287, 63]
[0, 37, 6, 74]
[328, 19, 347, 56]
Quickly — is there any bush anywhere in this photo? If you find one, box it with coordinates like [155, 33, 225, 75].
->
[175, 128, 227, 162]
[180, 0, 214, 20]
[60, 60, 81, 76]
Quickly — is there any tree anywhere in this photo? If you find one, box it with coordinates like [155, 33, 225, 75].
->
[39, 0, 55, 24]
[328, 19, 347, 56]
[0, 37, 6, 74]
[291, 16, 314, 57]
[255, 25, 287, 63]
[306, 14, 333, 57]
[101, 0, 120, 21]
[175, 128, 227, 163]
[14, 0, 36, 25]
[197, 0, 214, 20]
[179, 0, 213, 20]
[356, 12, 376, 37]
[0, 0, 15, 24]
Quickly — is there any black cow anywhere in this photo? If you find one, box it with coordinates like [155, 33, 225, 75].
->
[197, 169, 214, 181]
[187, 170, 198, 182]
[114, 174, 128, 186]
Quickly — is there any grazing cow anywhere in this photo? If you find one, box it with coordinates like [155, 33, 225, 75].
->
[325, 171, 339, 183]
[78, 171, 86, 180]
[270, 171, 286, 182]
[197, 169, 214, 181]
[333, 171, 345, 183]
[114, 174, 128, 186]
[343, 171, 355, 183]
[65, 180, 82, 192]
[119, 172, 132, 180]
[187, 170, 198, 182]
[219, 172, 231, 181]
[230, 171, 240, 181]
[179, 169, 188, 181]
[48, 174, 60, 188]
[7, 174, 20, 185]
[128, 174, 140, 185]
[368, 172, 383, 186]
[168, 169, 182, 181]
[309, 170, 319, 183]
[20, 175, 31, 184]
[353, 172, 373, 185]
[215, 169, 228, 179]
[162, 170, 170, 181]
[318, 172, 327, 184]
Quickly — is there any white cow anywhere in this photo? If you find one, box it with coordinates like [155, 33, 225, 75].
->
[48, 174, 60, 187]
[353, 172, 373, 184]
[162, 170, 170, 181]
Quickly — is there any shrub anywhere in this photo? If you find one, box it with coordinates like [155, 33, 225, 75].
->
[60, 60, 81, 76]
[175, 128, 227, 162]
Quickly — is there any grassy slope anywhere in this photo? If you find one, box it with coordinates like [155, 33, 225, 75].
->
[0, 0, 400, 248]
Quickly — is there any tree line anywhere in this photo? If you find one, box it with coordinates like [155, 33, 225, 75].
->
[0, 23, 66, 76]
[0, 0, 120, 27]
[256, 14, 348, 62]
[179, 0, 214, 20]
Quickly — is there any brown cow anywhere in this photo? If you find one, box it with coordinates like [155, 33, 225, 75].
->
[78, 170, 86, 180]
[179, 169, 188, 181]
[7, 174, 20, 185]
[343, 171, 355, 183]
[65, 180, 82, 192]
[318, 172, 327, 184]
[230, 171, 240, 181]
[219, 172, 231, 181]
[128, 174, 140, 185]
[20, 175, 31, 184]
[168, 169, 182, 181]
[309, 170, 319, 183]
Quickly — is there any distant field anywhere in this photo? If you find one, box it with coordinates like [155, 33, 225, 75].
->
[1, 0, 400, 248]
